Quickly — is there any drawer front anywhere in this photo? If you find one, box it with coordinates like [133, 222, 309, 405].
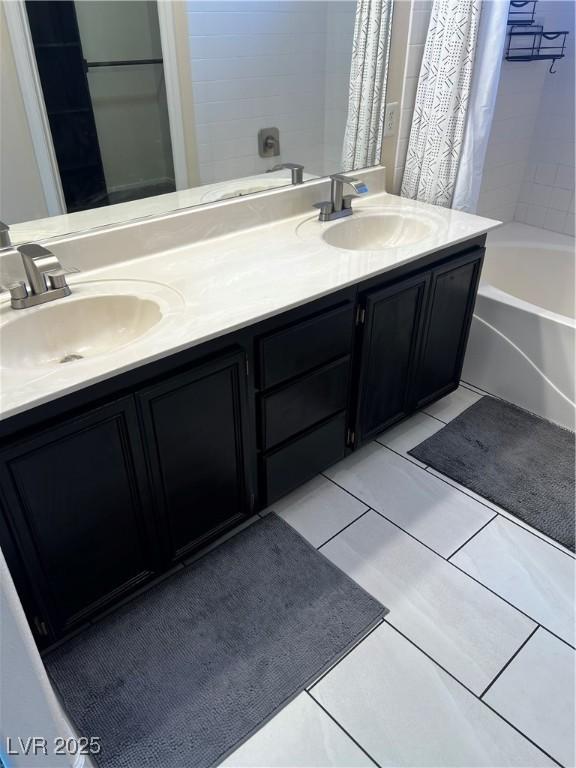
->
[262, 412, 347, 504]
[258, 303, 354, 389]
[261, 358, 350, 450]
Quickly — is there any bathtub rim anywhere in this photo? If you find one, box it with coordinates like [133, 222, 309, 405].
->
[485, 222, 575, 255]
[477, 284, 576, 328]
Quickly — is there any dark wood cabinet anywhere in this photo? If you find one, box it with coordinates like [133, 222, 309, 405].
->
[260, 357, 350, 450]
[137, 349, 252, 562]
[0, 397, 158, 638]
[255, 301, 355, 505]
[355, 273, 430, 443]
[257, 302, 354, 389]
[0, 237, 486, 647]
[412, 249, 484, 408]
[355, 247, 484, 445]
[262, 412, 347, 503]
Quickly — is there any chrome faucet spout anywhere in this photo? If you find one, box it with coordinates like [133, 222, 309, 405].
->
[4, 243, 77, 310]
[314, 174, 369, 222]
[269, 162, 304, 185]
[19, 243, 63, 295]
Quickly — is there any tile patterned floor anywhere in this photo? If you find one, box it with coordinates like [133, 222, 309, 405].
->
[222, 385, 576, 768]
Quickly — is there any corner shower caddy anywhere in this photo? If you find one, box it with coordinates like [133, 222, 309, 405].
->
[506, 0, 569, 73]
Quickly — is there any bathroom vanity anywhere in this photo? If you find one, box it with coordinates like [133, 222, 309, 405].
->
[0, 179, 497, 648]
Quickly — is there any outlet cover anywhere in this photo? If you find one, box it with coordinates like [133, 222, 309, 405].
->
[383, 102, 399, 138]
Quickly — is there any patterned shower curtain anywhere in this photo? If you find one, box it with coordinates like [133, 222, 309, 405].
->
[401, 0, 482, 207]
[342, 0, 393, 172]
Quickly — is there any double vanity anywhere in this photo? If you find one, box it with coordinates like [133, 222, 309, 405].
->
[0, 169, 499, 649]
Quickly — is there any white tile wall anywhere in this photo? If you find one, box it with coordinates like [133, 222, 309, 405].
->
[186, 1, 355, 185]
[394, 0, 574, 235]
[513, 3, 575, 235]
[478, 1, 575, 235]
[323, 5, 357, 174]
[476, 60, 548, 223]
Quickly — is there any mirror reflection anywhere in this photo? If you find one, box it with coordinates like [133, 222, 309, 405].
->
[1, 0, 393, 242]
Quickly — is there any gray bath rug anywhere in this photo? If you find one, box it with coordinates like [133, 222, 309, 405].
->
[45, 514, 387, 768]
[409, 396, 575, 551]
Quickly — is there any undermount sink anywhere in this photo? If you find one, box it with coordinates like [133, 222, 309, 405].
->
[322, 212, 435, 251]
[1, 293, 165, 369]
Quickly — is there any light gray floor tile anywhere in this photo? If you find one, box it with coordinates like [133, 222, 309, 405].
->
[375, 411, 444, 466]
[325, 443, 495, 557]
[461, 381, 497, 398]
[427, 466, 576, 558]
[312, 623, 553, 767]
[485, 628, 575, 768]
[423, 386, 482, 423]
[321, 511, 535, 694]
[267, 475, 368, 548]
[220, 693, 375, 767]
[452, 516, 576, 646]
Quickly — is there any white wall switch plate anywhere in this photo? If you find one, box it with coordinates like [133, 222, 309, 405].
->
[383, 102, 399, 138]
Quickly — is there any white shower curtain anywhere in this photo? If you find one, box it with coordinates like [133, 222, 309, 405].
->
[452, 0, 509, 211]
[401, 0, 482, 207]
[342, 0, 393, 172]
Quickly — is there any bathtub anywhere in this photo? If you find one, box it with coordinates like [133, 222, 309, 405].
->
[462, 222, 575, 430]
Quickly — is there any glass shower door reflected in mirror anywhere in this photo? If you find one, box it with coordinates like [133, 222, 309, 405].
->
[26, 0, 175, 213]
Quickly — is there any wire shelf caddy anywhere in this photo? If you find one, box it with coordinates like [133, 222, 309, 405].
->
[505, 1, 569, 73]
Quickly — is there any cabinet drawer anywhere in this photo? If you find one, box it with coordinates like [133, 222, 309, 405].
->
[262, 412, 347, 504]
[261, 358, 349, 450]
[258, 303, 354, 389]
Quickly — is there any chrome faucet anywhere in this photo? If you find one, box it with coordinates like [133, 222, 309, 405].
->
[268, 162, 304, 185]
[314, 174, 369, 222]
[0, 220, 12, 250]
[0, 223, 76, 309]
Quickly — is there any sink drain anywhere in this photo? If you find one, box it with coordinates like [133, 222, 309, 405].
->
[59, 353, 84, 364]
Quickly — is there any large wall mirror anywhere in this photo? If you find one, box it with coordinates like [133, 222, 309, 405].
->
[0, 0, 393, 244]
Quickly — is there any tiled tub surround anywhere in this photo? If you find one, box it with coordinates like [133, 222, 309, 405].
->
[0, 168, 499, 420]
[244, 383, 575, 768]
[514, 0, 575, 237]
[477, 2, 574, 235]
[393, 0, 574, 236]
[186, 0, 356, 184]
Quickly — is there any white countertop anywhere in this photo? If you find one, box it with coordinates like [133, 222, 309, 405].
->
[0, 189, 500, 422]
[8, 169, 317, 245]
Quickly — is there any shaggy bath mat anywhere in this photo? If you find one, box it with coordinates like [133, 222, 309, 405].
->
[46, 514, 387, 767]
[409, 396, 575, 551]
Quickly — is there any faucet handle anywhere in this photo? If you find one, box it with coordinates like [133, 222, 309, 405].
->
[0, 221, 11, 249]
[342, 194, 358, 210]
[7, 281, 28, 300]
[313, 201, 335, 222]
[0, 281, 28, 301]
[47, 264, 80, 276]
[47, 270, 69, 290]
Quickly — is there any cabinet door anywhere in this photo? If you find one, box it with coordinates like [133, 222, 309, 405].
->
[0, 397, 158, 639]
[137, 349, 252, 562]
[356, 273, 430, 443]
[413, 249, 484, 408]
